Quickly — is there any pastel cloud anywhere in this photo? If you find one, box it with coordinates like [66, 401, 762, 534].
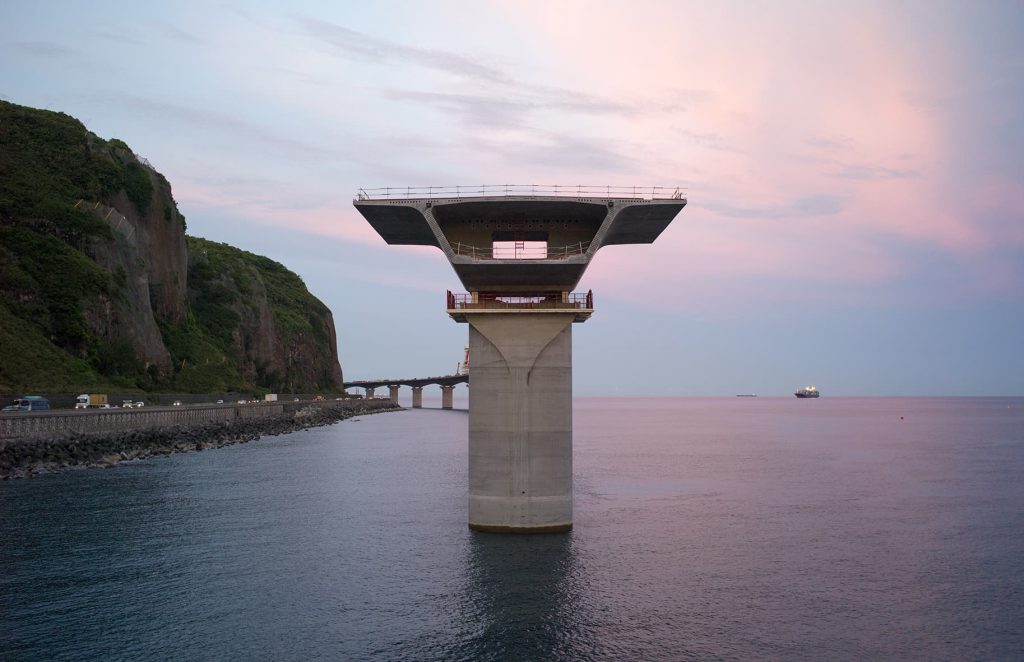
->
[298, 17, 512, 84]
[6, 0, 1016, 315]
[173, 179, 382, 246]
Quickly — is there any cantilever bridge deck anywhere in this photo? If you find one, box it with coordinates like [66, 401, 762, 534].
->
[356, 184, 686, 201]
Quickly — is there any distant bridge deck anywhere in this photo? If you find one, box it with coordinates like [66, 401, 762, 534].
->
[345, 374, 467, 409]
[344, 374, 468, 390]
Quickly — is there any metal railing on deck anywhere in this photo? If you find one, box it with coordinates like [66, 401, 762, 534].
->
[356, 184, 685, 201]
[447, 291, 593, 311]
[451, 241, 590, 260]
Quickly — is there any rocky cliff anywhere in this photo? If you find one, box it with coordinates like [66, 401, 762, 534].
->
[0, 100, 344, 394]
[182, 237, 344, 392]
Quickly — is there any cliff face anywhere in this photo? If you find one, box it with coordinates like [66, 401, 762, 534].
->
[185, 237, 345, 392]
[0, 100, 344, 393]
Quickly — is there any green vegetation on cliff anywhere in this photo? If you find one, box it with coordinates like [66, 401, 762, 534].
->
[0, 100, 344, 394]
[1, 102, 133, 389]
[182, 237, 340, 393]
[0, 303, 104, 391]
[0, 103, 169, 239]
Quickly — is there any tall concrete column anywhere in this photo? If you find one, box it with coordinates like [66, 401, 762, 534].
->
[465, 313, 575, 533]
[412, 386, 423, 408]
[389, 385, 400, 402]
[441, 385, 455, 409]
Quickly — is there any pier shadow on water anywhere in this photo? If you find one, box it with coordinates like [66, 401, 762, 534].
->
[452, 531, 587, 662]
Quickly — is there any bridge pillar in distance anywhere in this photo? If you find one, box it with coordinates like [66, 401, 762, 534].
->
[441, 385, 455, 409]
[411, 386, 423, 408]
[365, 387, 375, 399]
[388, 385, 400, 403]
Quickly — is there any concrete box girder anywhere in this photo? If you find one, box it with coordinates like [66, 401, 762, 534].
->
[353, 196, 685, 293]
[434, 199, 607, 249]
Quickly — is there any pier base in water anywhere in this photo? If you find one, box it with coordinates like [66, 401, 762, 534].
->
[465, 313, 575, 533]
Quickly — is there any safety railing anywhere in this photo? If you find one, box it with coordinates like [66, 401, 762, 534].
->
[446, 291, 593, 311]
[451, 241, 590, 260]
[74, 199, 136, 244]
[356, 184, 685, 201]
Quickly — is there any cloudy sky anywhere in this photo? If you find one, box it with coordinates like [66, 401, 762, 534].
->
[2, 1, 1022, 395]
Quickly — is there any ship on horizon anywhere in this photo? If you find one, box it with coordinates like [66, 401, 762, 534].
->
[795, 386, 820, 398]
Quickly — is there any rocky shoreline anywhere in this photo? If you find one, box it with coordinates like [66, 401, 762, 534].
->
[0, 401, 402, 480]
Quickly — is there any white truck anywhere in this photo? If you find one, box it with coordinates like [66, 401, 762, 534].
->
[75, 394, 109, 409]
[264, 393, 278, 402]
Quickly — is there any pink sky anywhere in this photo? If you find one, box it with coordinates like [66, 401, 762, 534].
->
[152, 0, 1022, 307]
[3, 0, 1021, 392]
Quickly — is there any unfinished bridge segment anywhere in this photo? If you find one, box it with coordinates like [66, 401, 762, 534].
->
[354, 185, 686, 533]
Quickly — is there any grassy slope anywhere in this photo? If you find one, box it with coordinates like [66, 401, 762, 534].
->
[0, 303, 110, 392]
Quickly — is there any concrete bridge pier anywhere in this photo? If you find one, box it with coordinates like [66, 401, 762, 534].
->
[441, 385, 455, 410]
[365, 387, 375, 399]
[412, 386, 423, 408]
[465, 313, 574, 533]
[353, 187, 685, 533]
[388, 385, 400, 403]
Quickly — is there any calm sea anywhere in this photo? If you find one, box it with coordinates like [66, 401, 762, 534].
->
[2, 397, 1022, 661]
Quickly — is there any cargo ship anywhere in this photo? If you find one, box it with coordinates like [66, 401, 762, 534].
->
[794, 385, 820, 398]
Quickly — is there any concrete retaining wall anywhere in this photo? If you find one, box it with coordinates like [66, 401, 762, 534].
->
[0, 401, 333, 440]
[0, 392, 355, 410]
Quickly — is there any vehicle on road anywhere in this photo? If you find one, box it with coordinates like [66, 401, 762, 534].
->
[75, 394, 108, 409]
[172, 400, 182, 406]
[3, 396, 50, 412]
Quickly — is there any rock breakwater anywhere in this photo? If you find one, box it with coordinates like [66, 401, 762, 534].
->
[0, 400, 401, 479]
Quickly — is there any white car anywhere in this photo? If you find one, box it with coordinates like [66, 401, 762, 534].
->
[217, 399, 224, 404]
[135, 402, 144, 408]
